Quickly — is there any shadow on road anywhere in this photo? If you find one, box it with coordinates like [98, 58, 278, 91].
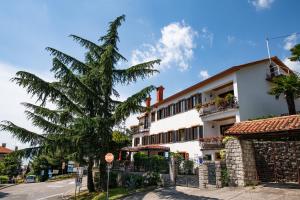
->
[0, 191, 9, 198]
[261, 182, 300, 189]
[154, 187, 220, 200]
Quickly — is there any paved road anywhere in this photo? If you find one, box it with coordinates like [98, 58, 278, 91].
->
[122, 184, 300, 200]
[0, 177, 87, 200]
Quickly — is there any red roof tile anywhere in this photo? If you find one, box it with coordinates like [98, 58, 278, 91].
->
[0, 146, 13, 154]
[225, 115, 300, 135]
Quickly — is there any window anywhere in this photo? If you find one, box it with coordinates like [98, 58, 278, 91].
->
[199, 126, 203, 138]
[179, 129, 185, 141]
[167, 131, 173, 143]
[157, 109, 163, 120]
[192, 126, 198, 140]
[134, 137, 140, 146]
[151, 112, 156, 122]
[220, 124, 234, 135]
[180, 100, 185, 112]
[144, 115, 149, 129]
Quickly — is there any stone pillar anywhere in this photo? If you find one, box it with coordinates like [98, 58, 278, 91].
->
[215, 161, 222, 188]
[169, 156, 176, 186]
[225, 139, 245, 186]
[225, 138, 257, 186]
[199, 164, 208, 188]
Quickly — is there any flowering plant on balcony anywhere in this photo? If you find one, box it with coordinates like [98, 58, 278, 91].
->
[199, 136, 224, 143]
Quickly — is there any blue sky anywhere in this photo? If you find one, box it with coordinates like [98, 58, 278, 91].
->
[0, 0, 300, 149]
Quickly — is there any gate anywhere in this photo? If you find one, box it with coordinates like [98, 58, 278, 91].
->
[176, 174, 199, 188]
[174, 158, 199, 188]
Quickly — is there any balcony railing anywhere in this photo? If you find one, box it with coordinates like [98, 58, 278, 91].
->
[198, 96, 238, 116]
[199, 136, 224, 150]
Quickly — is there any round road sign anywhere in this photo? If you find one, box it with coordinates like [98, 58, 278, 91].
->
[105, 153, 114, 163]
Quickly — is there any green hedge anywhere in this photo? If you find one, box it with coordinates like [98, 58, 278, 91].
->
[0, 175, 9, 184]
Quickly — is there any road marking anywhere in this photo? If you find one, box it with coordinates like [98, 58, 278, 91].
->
[47, 185, 64, 188]
[36, 193, 64, 200]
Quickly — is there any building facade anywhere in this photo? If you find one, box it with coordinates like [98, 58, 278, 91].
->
[130, 56, 299, 161]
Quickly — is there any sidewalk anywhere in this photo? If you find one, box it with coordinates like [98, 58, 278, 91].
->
[121, 184, 300, 200]
[0, 184, 15, 190]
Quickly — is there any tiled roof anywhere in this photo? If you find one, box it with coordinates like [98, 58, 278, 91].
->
[225, 115, 300, 135]
[152, 56, 290, 107]
[0, 146, 13, 154]
[121, 145, 170, 152]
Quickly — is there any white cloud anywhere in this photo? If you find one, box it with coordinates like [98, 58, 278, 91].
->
[227, 35, 236, 44]
[0, 62, 52, 150]
[199, 70, 210, 80]
[250, 0, 275, 10]
[283, 33, 298, 51]
[131, 21, 204, 71]
[283, 57, 300, 73]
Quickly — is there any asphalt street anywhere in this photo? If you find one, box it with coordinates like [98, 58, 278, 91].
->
[0, 177, 87, 200]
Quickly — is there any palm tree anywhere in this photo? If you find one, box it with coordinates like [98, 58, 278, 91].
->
[0, 15, 160, 192]
[290, 44, 300, 62]
[269, 73, 300, 115]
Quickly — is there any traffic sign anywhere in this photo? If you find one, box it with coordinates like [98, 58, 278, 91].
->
[105, 153, 114, 163]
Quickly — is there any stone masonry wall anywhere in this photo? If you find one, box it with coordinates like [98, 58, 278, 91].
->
[225, 139, 257, 186]
[253, 141, 300, 183]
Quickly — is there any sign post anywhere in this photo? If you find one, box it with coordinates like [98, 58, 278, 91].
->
[105, 153, 114, 200]
[74, 166, 83, 199]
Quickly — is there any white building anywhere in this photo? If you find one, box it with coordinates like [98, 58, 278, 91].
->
[130, 56, 299, 161]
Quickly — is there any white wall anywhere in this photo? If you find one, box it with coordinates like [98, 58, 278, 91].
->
[236, 61, 297, 121]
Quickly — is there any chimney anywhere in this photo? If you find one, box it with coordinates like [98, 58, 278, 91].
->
[156, 86, 164, 103]
[145, 97, 151, 108]
[2, 143, 6, 148]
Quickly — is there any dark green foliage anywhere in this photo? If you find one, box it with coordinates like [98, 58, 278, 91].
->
[221, 168, 229, 186]
[0, 15, 159, 192]
[0, 154, 22, 178]
[290, 44, 300, 62]
[123, 173, 144, 189]
[0, 175, 9, 184]
[133, 154, 168, 173]
[182, 160, 194, 175]
[269, 73, 300, 114]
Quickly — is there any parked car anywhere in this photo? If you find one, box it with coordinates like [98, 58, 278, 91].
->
[25, 175, 36, 183]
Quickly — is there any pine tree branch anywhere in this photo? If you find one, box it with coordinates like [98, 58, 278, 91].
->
[51, 58, 100, 98]
[0, 121, 46, 146]
[113, 59, 160, 84]
[24, 111, 74, 135]
[46, 47, 91, 74]
[113, 85, 156, 123]
[11, 146, 42, 159]
[12, 71, 84, 115]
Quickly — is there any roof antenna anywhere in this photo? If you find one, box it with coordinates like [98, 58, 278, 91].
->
[265, 37, 272, 65]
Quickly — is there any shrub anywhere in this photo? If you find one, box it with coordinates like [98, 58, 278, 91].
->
[148, 155, 168, 173]
[221, 168, 229, 186]
[123, 173, 143, 189]
[142, 171, 160, 186]
[133, 152, 147, 171]
[182, 160, 194, 175]
[0, 175, 9, 184]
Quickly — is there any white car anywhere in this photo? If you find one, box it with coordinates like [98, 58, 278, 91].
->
[25, 175, 36, 183]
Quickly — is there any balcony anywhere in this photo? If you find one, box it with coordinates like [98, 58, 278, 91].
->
[198, 95, 238, 117]
[199, 136, 224, 150]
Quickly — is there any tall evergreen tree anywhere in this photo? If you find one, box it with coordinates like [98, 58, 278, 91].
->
[0, 15, 159, 192]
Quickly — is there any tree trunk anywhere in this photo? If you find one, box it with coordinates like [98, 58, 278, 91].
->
[87, 158, 95, 192]
[99, 157, 107, 191]
[286, 93, 296, 115]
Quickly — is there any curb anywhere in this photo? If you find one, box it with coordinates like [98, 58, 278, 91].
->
[0, 184, 15, 191]
[115, 186, 158, 199]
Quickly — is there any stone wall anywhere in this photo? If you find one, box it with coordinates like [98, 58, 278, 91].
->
[198, 161, 224, 188]
[253, 141, 300, 183]
[225, 139, 257, 186]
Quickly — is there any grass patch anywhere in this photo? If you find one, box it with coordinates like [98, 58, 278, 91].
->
[68, 188, 128, 200]
[95, 187, 128, 200]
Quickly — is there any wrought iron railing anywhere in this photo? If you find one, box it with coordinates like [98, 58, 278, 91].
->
[199, 98, 238, 116]
[199, 136, 224, 150]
